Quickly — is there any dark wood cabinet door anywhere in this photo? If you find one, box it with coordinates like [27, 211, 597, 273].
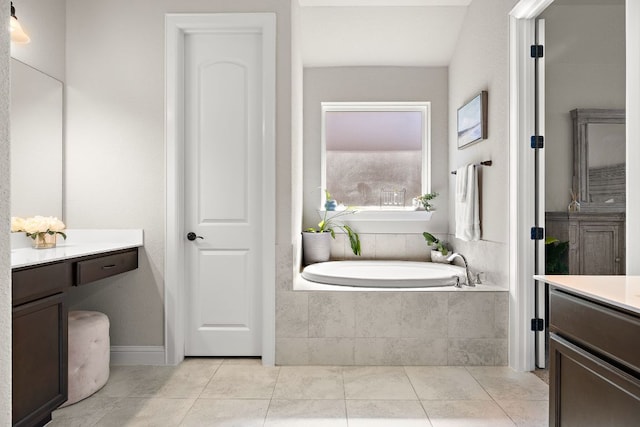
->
[12, 293, 67, 427]
[578, 224, 621, 275]
[550, 333, 640, 427]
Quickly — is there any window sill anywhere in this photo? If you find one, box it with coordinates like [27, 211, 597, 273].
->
[323, 209, 433, 234]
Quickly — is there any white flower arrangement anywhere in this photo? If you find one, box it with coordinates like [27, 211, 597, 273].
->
[11, 216, 67, 240]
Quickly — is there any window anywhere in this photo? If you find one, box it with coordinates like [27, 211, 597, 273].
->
[321, 102, 431, 209]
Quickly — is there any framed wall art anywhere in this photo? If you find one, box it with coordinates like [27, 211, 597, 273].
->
[457, 91, 488, 149]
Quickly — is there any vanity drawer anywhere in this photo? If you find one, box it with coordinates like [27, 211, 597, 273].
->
[550, 288, 640, 373]
[12, 262, 72, 306]
[75, 249, 138, 286]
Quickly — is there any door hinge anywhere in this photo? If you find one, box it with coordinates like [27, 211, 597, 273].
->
[531, 227, 544, 240]
[531, 318, 545, 332]
[530, 135, 544, 149]
[531, 45, 544, 58]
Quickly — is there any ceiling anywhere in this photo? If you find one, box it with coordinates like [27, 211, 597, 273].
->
[299, 2, 469, 67]
[298, 0, 625, 67]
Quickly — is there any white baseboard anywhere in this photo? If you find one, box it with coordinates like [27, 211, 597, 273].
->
[110, 346, 166, 366]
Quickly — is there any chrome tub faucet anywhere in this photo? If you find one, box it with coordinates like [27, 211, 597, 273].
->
[446, 252, 476, 287]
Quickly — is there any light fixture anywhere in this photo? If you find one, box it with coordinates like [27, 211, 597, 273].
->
[10, 2, 30, 44]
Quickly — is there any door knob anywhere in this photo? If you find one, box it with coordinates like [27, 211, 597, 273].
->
[187, 232, 204, 241]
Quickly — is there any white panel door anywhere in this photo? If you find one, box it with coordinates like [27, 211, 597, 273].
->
[184, 29, 263, 356]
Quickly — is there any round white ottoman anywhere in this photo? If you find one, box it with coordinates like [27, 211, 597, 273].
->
[62, 311, 110, 407]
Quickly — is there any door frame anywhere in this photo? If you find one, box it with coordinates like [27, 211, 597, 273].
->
[508, 0, 554, 372]
[164, 13, 276, 366]
[509, 0, 640, 370]
[533, 17, 547, 369]
[628, 0, 640, 274]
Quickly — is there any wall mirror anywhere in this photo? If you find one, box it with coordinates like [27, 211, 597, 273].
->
[571, 108, 625, 212]
[321, 102, 431, 209]
[10, 59, 64, 219]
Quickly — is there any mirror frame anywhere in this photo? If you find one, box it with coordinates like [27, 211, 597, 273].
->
[571, 108, 625, 212]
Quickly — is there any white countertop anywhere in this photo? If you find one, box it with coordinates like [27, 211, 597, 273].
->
[11, 229, 144, 269]
[534, 275, 640, 314]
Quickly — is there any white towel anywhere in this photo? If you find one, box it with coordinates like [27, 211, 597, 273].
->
[455, 165, 467, 202]
[455, 163, 480, 241]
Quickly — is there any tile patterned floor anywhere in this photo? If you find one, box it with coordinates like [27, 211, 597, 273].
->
[51, 358, 549, 427]
[532, 368, 549, 385]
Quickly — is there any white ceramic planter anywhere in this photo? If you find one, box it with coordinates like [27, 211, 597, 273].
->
[430, 250, 451, 264]
[302, 231, 332, 265]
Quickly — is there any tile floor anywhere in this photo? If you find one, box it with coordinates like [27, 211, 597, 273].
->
[51, 358, 549, 427]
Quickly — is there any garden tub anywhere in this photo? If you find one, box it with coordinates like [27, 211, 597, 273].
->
[301, 260, 466, 288]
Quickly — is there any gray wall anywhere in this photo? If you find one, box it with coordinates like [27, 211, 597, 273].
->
[1, 0, 11, 420]
[291, 0, 304, 270]
[447, 0, 517, 287]
[64, 0, 291, 347]
[303, 66, 450, 236]
[541, 3, 625, 211]
[9, 0, 65, 81]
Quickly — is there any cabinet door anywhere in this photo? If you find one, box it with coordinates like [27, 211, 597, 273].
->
[549, 333, 640, 427]
[568, 223, 579, 275]
[13, 293, 67, 427]
[578, 224, 621, 274]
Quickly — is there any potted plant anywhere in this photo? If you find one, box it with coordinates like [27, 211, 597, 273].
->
[422, 231, 450, 263]
[414, 192, 439, 211]
[545, 236, 569, 274]
[303, 190, 361, 265]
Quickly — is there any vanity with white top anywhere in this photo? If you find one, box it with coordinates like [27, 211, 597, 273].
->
[535, 275, 640, 426]
[11, 230, 143, 427]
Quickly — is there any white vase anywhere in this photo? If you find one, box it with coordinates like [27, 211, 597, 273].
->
[302, 231, 332, 265]
[430, 250, 450, 264]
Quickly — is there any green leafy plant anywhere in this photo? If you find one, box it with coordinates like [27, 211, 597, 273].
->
[545, 236, 569, 274]
[415, 192, 439, 211]
[422, 232, 449, 255]
[304, 189, 361, 256]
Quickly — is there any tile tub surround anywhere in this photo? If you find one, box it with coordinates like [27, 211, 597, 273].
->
[330, 233, 435, 262]
[278, 244, 508, 366]
[50, 359, 549, 426]
[276, 288, 508, 366]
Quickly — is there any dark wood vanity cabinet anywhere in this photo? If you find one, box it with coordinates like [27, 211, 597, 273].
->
[12, 262, 71, 427]
[549, 287, 640, 426]
[12, 248, 138, 427]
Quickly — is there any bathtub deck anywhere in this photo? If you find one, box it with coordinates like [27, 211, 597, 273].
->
[295, 274, 507, 291]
